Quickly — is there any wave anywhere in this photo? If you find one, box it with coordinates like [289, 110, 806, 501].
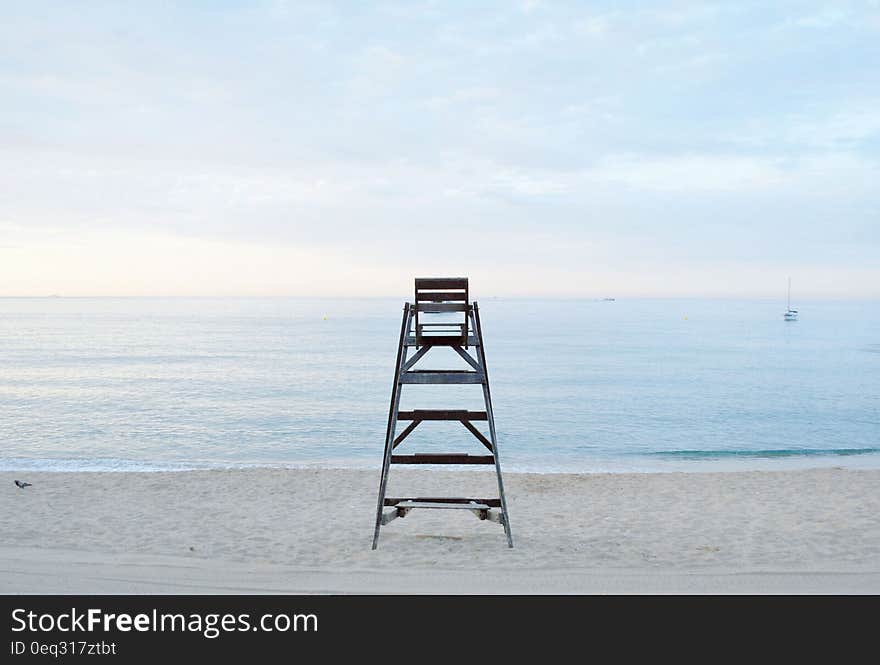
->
[649, 448, 880, 459]
[4, 448, 880, 474]
[0, 457, 373, 473]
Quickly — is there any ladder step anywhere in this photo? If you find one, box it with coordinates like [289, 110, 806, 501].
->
[397, 410, 488, 421]
[399, 370, 485, 384]
[405, 336, 479, 347]
[395, 500, 491, 510]
[390, 454, 495, 465]
[385, 497, 502, 507]
[381, 502, 503, 524]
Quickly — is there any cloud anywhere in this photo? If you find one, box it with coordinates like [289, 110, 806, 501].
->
[786, 104, 880, 148]
[585, 154, 789, 192]
[0, 1, 878, 296]
[794, 8, 853, 29]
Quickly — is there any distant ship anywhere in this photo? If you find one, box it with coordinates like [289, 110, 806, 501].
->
[784, 277, 798, 321]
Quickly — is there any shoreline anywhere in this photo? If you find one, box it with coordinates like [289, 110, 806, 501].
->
[3, 467, 879, 594]
[4, 452, 880, 475]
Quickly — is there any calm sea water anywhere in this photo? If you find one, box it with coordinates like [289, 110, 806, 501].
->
[1, 297, 878, 473]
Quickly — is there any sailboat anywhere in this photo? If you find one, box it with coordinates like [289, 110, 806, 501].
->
[784, 277, 798, 321]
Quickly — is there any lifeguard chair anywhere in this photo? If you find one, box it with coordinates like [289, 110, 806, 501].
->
[371, 278, 513, 548]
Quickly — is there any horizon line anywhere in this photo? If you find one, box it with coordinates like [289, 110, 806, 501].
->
[1, 294, 878, 301]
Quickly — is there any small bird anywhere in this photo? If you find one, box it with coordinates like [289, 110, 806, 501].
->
[14, 480, 32, 489]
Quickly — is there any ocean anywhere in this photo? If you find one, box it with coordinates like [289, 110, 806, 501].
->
[2, 297, 878, 473]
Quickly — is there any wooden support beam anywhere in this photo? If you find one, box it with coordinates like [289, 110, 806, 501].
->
[452, 345, 481, 371]
[372, 302, 412, 550]
[402, 345, 431, 372]
[395, 501, 491, 510]
[415, 277, 468, 290]
[413, 303, 468, 313]
[405, 336, 478, 347]
[399, 370, 484, 384]
[384, 497, 502, 507]
[398, 410, 487, 421]
[392, 419, 421, 448]
[390, 454, 495, 465]
[460, 419, 494, 451]
[416, 291, 469, 302]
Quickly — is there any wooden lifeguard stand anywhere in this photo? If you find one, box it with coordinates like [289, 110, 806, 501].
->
[371, 278, 513, 548]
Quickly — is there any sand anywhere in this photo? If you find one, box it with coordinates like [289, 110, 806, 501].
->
[1, 468, 878, 594]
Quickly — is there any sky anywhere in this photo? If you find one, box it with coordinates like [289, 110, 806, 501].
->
[1, 1, 878, 298]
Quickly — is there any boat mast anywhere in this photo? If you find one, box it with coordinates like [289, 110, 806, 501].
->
[787, 277, 791, 310]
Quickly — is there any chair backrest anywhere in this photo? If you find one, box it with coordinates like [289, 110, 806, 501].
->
[413, 277, 469, 346]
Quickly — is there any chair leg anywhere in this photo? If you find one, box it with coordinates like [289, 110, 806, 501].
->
[372, 304, 411, 550]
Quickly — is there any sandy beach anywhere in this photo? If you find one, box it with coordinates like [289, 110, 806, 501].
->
[2, 467, 878, 594]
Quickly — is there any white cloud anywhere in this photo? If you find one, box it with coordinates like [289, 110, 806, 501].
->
[787, 104, 880, 148]
[0, 1, 878, 297]
[794, 8, 852, 28]
[585, 154, 789, 192]
[575, 15, 611, 36]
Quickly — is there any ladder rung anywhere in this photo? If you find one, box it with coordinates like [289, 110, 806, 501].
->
[405, 336, 479, 347]
[390, 454, 495, 465]
[385, 497, 502, 507]
[382, 503, 503, 524]
[399, 370, 485, 384]
[395, 500, 490, 510]
[397, 410, 488, 421]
